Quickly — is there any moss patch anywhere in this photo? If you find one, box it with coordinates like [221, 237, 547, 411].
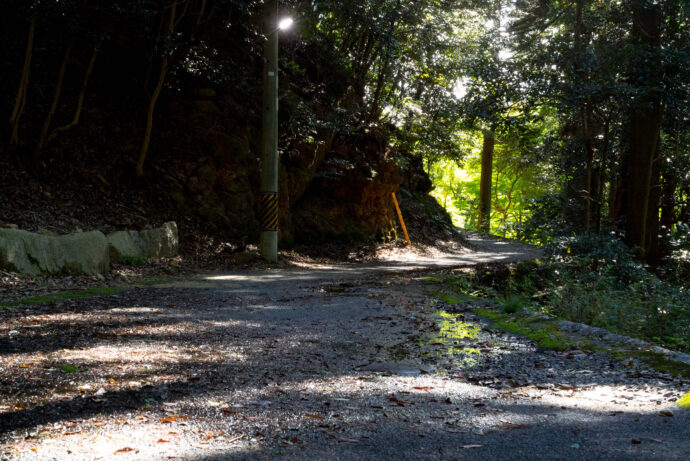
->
[677, 393, 690, 408]
[436, 292, 473, 305]
[472, 306, 690, 378]
[612, 350, 690, 379]
[1, 286, 128, 309]
[472, 308, 574, 351]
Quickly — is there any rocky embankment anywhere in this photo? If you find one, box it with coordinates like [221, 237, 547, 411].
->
[0, 222, 178, 275]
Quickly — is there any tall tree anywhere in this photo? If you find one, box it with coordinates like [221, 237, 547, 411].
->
[621, 0, 663, 257]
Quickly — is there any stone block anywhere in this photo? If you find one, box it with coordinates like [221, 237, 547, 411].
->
[106, 222, 179, 263]
[0, 228, 109, 275]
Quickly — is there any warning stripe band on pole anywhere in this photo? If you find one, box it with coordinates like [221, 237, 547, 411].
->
[260, 192, 279, 231]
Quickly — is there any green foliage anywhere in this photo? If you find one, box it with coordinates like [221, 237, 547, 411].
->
[3, 0, 688, 264]
[538, 235, 690, 351]
[119, 256, 147, 267]
[427, 118, 555, 237]
[515, 192, 568, 245]
[472, 308, 572, 351]
[500, 294, 529, 314]
[670, 223, 690, 260]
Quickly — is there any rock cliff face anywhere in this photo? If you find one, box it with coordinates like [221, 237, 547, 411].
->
[290, 130, 403, 243]
[160, 93, 414, 245]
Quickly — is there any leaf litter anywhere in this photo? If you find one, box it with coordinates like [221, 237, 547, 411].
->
[0, 269, 688, 459]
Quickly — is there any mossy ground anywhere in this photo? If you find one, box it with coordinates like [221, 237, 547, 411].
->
[612, 350, 690, 379]
[1, 286, 127, 309]
[423, 260, 690, 380]
[0, 276, 178, 310]
[470, 306, 690, 377]
[472, 308, 576, 351]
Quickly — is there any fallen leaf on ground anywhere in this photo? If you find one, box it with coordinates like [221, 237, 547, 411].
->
[413, 387, 433, 392]
[114, 447, 139, 454]
[227, 434, 246, 444]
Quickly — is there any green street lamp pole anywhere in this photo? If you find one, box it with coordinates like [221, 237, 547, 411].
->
[260, 4, 293, 263]
[260, 0, 280, 262]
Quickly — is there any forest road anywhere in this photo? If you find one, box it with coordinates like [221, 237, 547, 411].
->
[1, 235, 688, 460]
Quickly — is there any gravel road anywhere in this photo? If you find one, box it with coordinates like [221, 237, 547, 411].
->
[1, 236, 688, 460]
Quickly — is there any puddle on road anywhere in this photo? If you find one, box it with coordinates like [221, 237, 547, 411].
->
[421, 311, 484, 368]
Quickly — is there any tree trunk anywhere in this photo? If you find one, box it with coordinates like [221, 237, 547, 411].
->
[595, 117, 610, 233]
[645, 144, 662, 265]
[8, 17, 36, 146]
[622, 1, 662, 257]
[679, 184, 689, 224]
[136, 4, 177, 177]
[478, 129, 495, 234]
[367, 0, 400, 122]
[36, 39, 74, 154]
[659, 176, 676, 235]
[582, 107, 594, 232]
[573, 0, 596, 233]
[660, 122, 681, 238]
[136, 59, 168, 177]
[50, 43, 100, 140]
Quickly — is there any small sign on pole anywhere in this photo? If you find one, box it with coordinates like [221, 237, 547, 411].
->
[392, 192, 412, 246]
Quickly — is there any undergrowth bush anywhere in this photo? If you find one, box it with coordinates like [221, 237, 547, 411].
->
[535, 235, 690, 351]
[539, 235, 690, 351]
[440, 234, 690, 352]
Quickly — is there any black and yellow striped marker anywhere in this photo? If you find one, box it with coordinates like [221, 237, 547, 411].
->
[260, 192, 279, 231]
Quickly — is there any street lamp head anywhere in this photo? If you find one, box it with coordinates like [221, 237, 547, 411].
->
[277, 17, 294, 31]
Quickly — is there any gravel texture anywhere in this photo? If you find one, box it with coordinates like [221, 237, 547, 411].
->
[1, 237, 688, 460]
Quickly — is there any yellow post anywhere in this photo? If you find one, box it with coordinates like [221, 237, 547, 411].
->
[392, 192, 412, 246]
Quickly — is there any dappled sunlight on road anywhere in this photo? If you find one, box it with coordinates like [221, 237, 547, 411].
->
[2, 238, 687, 460]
